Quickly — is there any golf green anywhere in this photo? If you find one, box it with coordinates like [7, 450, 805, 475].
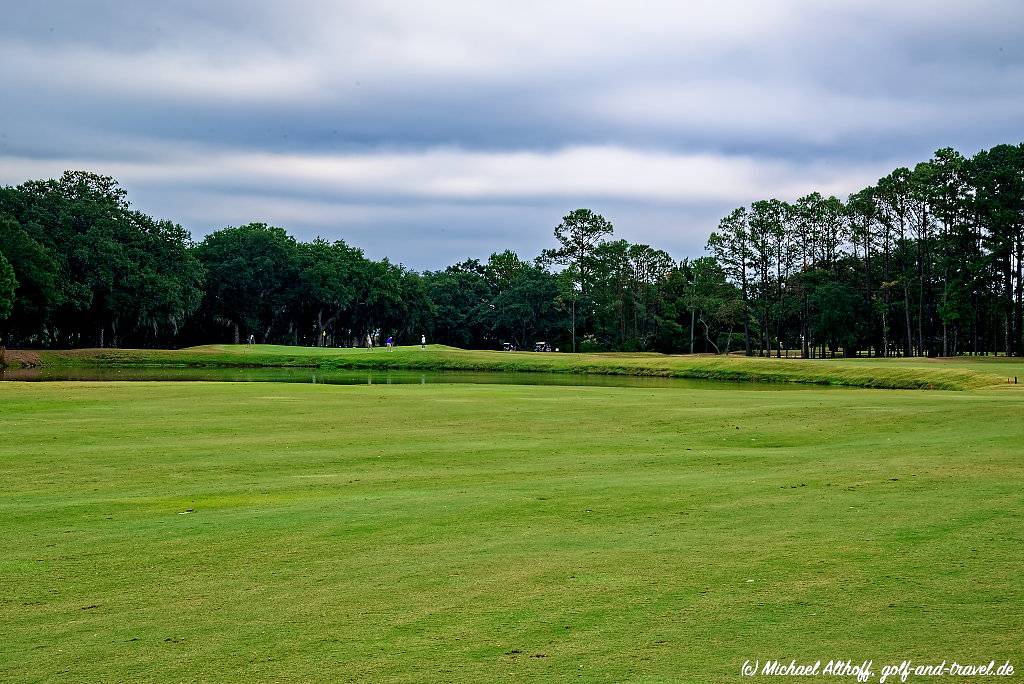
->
[1, 380, 1021, 682]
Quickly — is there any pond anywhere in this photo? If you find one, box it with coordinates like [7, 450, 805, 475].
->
[0, 366, 830, 390]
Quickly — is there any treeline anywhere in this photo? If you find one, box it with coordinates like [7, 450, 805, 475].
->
[0, 173, 430, 349]
[708, 144, 1024, 357]
[0, 172, 707, 352]
[0, 142, 1021, 356]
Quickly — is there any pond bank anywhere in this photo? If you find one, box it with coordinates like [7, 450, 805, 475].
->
[2, 344, 1013, 390]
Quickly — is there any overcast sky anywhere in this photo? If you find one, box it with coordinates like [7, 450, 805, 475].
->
[1, 1, 1022, 269]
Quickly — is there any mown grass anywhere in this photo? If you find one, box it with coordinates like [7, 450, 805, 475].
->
[13, 344, 1024, 390]
[1, 380, 1021, 682]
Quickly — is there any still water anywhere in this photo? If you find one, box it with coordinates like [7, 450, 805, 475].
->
[0, 366, 827, 390]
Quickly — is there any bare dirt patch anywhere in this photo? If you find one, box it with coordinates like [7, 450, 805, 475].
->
[1, 349, 42, 368]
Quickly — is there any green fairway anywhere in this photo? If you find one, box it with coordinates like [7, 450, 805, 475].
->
[11, 344, 1024, 390]
[2, 380, 1022, 682]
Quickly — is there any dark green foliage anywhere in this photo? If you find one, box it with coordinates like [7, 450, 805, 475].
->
[706, 143, 1024, 357]
[422, 253, 566, 349]
[0, 172, 202, 347]
[195, 223, 299, 343]
[0, 251, 16, 321]
[0, 217, 60, 337]
[489, 253, 564, 348]
[1, 141, 1022, 355]
[423, 260, 493, 348]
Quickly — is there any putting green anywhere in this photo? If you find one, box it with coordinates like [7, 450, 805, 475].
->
[1, 380, 1021, 682]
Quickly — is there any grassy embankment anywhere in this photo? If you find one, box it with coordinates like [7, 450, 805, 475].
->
[2, 380, 1022, 682]
[7, 344, 1024, 390]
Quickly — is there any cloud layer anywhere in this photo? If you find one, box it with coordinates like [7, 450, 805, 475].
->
[1, 1, 1021, 267]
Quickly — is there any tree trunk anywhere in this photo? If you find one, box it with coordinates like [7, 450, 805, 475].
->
[1005, 260, 1013, 356]
[1015, 239, 1023, 356]
[689, 309, 695, 354]
[800, 289, 809, 358]
[903, 283, 913, 357]
[571, 299, 576, 353]
[882, 309, 889, 357]
[917, 286, 924, 357]
[741, 273, 751, 355]
[703, 318, 720, 354]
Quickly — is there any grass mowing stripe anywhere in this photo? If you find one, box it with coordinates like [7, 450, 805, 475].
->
[1, 381, 1021, 682]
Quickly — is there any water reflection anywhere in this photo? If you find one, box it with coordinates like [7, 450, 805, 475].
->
[0, 365, 828, 390]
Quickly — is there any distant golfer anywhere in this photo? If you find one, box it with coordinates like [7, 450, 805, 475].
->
[421, 334, 426, 349]
[366, 334, 373, 349]
[248, 333, 255, 346]
[385, 336, 393, 351]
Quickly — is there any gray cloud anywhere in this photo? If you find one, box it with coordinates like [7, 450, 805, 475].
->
[1, 0, 1022, 268]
